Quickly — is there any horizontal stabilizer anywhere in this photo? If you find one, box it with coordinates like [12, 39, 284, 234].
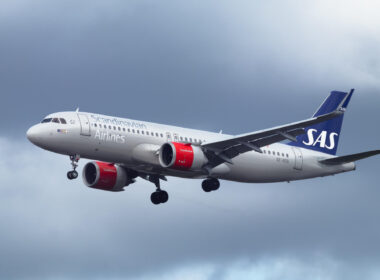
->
[319, 150, 380, 165]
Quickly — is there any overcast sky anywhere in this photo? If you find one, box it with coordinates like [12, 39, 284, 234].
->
[1, 0, 380, 279]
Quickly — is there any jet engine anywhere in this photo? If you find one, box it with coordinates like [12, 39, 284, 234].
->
[159, 142, 208, 170]
[82, 161, 129, 192]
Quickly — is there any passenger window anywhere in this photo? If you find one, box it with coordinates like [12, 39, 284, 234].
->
[137, 130, 140, 134]
[277, 152, 280, 156]
[52, 118, 59, 123]
[185, 137, 188, 142]
[282, 153, 284, 157]
[59, 118, 67, 124]
[189, 138, 193, 142]
[155, 133, 159, 137]
[132, 129, 135, 133]
[180, 137, 183, 141]
[94, 124, 97, 127]
[160, 133, 163, 137]
[108, 125, 111, 129]
[151, 132, 154, 136]
[123, 128, 125, 132]
[286, 154, 289, 158]
[142, 131, 145, 135]
[128, 129, 130, 132]
[118, 127, 121, 131]
[263, 150, 266, 154]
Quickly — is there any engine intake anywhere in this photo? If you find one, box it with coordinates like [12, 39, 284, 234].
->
[82, 161, 129, 192]
[159, 142, 208, 170]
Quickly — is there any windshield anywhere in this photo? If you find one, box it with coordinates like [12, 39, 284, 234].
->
[41, 117, 67, 124]
[41, 118, 52, 123]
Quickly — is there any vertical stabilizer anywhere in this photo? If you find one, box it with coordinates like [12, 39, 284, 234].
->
[288, 89, 354, 155]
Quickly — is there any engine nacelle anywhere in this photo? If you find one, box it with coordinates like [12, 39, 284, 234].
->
[159, 142, 208, 170]
[82, 161, 128, 192]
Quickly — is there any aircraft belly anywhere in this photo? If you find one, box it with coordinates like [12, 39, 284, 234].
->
[216, 150, 323, 183]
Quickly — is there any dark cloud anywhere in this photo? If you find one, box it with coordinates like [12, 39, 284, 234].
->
[0, 0, 380, 279]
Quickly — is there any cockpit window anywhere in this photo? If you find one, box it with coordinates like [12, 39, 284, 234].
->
[59, 118, 67, 124]
[41, 118, 52, 123]
[52, 118, 60, 123]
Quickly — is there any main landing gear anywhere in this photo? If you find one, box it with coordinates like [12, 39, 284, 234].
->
[202, 178, 220, 192]
[67, 154, 80, 180]
[149, 175, 169, 205]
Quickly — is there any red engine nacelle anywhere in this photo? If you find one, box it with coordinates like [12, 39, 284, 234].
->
[159, 142, 208, 170]
[82, 161, 128, 192]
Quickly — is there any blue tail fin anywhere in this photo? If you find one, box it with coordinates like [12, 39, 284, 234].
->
[288, 89, 354, 155]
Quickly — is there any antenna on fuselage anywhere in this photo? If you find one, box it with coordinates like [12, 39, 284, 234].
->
[75, 107, 80, 113]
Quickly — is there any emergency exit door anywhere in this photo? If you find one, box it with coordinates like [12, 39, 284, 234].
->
[292, 147, 303, 170]
[78, 114, 91, 136]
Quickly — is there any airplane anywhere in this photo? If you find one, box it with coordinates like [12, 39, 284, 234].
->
[26, 89, 380, 205]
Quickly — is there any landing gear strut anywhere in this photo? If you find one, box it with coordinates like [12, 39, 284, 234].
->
[149, 175, 169, 205]
[202, 178, 220, 192]
[67, 154, 80, 180]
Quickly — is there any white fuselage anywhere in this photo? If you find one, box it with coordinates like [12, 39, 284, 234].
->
[26, 111, 355, 183]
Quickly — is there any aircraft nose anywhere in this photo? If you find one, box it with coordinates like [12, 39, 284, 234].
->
[26, 125, 40, 144]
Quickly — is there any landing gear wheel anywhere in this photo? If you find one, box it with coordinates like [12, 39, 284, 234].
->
[202, 182, 212, 192]
[202, 178, 220, 192]
[67, 154, 80, 180]
[148, 175, 169, 205]
[151, 191, 161, 205]
[71, 170, 78, 179]
[160, 191, 169, 203]
[67, 171, 78, 180]
[150, 190, 169, 205]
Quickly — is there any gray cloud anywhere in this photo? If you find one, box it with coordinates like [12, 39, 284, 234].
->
[1, 0, 380, 134]
[0, 137, 380, 279]
[1, 0, 380, 279]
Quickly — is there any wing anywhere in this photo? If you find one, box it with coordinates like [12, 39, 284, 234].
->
[201, 93, 350, 169]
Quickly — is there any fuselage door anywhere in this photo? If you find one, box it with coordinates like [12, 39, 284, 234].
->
[166, 132, 172, 142]
[78, 114, 91, 136]
[292, 147, 303, 170]
[173, 133, 179, 142]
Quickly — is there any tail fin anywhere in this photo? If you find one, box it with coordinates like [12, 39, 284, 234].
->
[288, 89, 354, 155]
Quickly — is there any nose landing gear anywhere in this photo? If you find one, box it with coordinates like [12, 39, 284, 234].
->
[67, 154, 80, 180]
